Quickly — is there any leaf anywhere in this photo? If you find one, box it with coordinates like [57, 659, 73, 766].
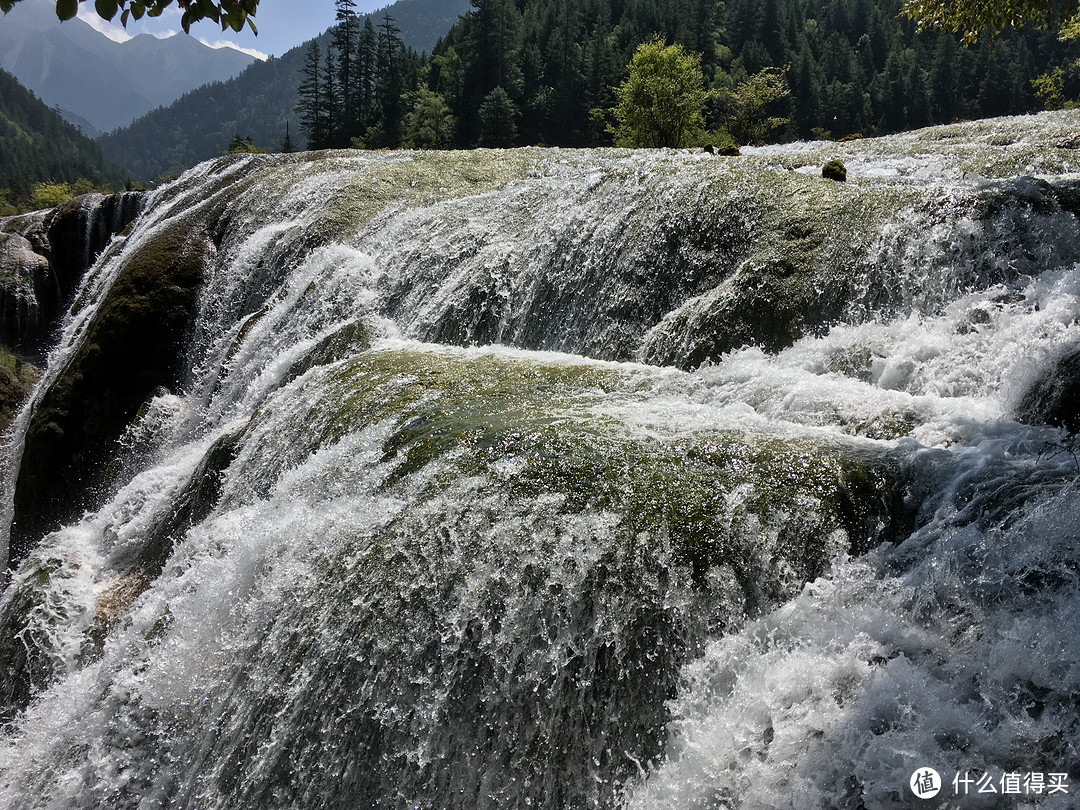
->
[55, 0, 78, 21]
[95, 0, 118, 20]
[0, 0, 14, 13]
[120, 7, 129, 24]
[130, 3, 143, 19]
[245, 15, 256, 35]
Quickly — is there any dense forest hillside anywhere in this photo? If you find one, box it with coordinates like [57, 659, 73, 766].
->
[0, 69, 127, 212]
[423, 0, 1080, 147]
[101, 0, 1080, 180]
[98, 0, 471, 181]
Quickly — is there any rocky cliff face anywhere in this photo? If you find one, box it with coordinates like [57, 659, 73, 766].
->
[0, 192, 144, 359]
[0, 192, 143, 437]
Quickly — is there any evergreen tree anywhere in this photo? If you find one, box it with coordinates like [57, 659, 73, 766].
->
[296, 41, 327, 148]
[371, 13, 407, 146]
[280, 121, 298, 153]
[477, 85, 519, 145]
[358, 18, 379, 134]
[403, 87, 456, 147]
[322, 46, 340, 144]
[334, 0, 361, 137]
[462, 0, 523, 120]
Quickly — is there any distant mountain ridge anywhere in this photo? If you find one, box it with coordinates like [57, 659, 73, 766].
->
[98, 0, 470, 181]
[0, 0, 255, 135]
[0, 68, 127, 197]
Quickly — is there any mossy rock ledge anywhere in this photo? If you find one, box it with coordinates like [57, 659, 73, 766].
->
[242, 349, 914, 615]
[0, 193, 143, 357]
[9, 218, 210, 567]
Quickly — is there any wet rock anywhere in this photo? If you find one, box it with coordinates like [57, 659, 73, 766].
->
[956, 306, 993, 334]
[9, 218, 211, 566]
[991, 291, 1026, 306]
[1015, 342, 1080, 433]
[822, 159, 847, 182]
[0, 350, 40, 434]
[855, 409, 919, 440]
[643, 255, 852, 368]
[0, 193, 143, 358]
[826, 344, 875, 382]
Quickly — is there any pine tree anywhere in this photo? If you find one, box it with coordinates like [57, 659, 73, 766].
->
[280, 121, 298, 153]
[372, 13, 406, 146]
[296, 41, 326, 149]
[357, 18, 378, 135]
[403, 87, 456, 147]
[323, 46, 340, 144]
[334, 0, 361, 138]
[477, 85, 519, 145]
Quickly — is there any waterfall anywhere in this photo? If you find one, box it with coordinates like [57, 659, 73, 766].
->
[0, 191, 144, 359]
[0, 111, 1078, 809]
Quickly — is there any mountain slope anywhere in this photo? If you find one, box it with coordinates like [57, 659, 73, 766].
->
[98, 0, 470, 181]
[0, 0, 255, 135]
[0, 68, 127, 197]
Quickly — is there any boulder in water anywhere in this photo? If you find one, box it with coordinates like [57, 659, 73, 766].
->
[822, 159, 847, 182]
[1015, 342, 1080, 433]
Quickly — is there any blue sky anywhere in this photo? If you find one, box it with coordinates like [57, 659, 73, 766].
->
[77, 0, 391, 59]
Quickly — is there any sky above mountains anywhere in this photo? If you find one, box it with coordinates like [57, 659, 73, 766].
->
[74, 0, 393, 59]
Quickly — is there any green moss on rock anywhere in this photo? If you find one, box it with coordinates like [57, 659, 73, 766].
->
[822, 159, 848, 181]
[0, 348, 40, 434]
[245, 348, 910, 616]
[11, 219, 211, 566]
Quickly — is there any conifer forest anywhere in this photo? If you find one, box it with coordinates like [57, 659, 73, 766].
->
[295, 0, 1080, 152]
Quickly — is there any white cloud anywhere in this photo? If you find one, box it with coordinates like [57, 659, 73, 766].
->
[76, 7, 132, 42]
[198, 38, 270, 60]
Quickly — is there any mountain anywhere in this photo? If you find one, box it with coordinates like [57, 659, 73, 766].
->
[373, 0, 473, 54]
[0, 68, 127, 199]
[98, 0, 470, 181]
[0, 0, 256, 135]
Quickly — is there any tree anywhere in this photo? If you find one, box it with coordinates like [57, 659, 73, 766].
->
[902, 0, 1078, 44]
[224, 134, 263, 153]
[371, 13, 406, 146]
[296, 41, 327, 149]
[31, 180, 73, 208]
[322, 45, 339, 144]
[333, 0, 360, 135]
[613, 37, 707, 148]
[403, 87, 455, 148]
[722, 67, 790, 144]
[280, 122, 298, 153]
[2, 0, 260, 34]
[477, 85, 517, 146]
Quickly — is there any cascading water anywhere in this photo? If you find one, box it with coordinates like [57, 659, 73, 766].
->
[0, 111, 1078, 809]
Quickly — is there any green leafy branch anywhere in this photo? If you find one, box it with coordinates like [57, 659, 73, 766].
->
[0, 0, 260, 35]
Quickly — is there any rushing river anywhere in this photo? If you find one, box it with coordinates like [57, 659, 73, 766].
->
[1, 111, 1079, 809]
